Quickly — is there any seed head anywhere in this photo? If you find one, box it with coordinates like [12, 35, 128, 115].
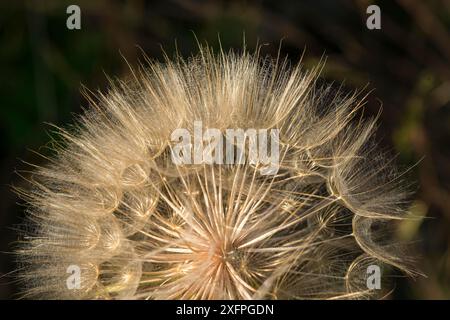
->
[15, 46, 417, 299]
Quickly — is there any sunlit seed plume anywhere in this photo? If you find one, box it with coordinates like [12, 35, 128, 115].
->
[14, 44, 418, 300]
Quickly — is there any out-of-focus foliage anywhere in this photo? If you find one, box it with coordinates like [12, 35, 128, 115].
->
[0, 0, 449, 299]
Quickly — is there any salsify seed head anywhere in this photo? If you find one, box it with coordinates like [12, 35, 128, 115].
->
[15, 45, 417, 300]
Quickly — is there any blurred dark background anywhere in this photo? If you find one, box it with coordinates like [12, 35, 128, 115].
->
[0, 0, 449, 299]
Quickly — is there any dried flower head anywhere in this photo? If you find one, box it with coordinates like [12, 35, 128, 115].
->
[15, 45, 417, 299]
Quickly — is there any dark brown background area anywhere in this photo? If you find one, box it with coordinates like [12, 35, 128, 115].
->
[0, 0, 449, 299]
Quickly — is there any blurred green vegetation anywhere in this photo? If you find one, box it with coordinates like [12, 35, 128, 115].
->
[0, 0, 449, 299]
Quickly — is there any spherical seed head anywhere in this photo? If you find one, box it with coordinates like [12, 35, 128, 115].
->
[15, 45, 418, 300]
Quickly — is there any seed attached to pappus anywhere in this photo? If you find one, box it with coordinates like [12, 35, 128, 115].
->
[14, 45, 418, 299]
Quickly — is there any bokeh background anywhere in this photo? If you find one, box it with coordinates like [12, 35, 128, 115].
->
[0, 0, 449, 299]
